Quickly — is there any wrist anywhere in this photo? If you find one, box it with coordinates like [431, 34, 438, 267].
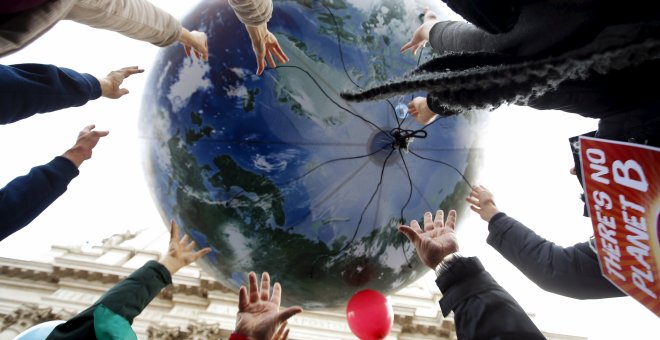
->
[246, 23, 268, 38]
[159, 257, 183, 275]
[61, 147, 86, 168]
[434, 252, 461, 277]
[97, 77, 111, 98]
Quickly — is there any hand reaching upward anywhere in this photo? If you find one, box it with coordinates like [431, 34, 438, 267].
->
[235, 272, 302, 340]
[159, 220, 212, 275]
[400, 9, 441, 55]
[98, 66, 144, 99]
[398, 210, 459, 269]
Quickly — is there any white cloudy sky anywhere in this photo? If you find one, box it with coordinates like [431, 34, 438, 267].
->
[0, 1, 656, 339]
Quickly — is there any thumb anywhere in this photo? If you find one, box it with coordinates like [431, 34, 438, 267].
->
[119, 88, 129, 96]
[398, 225, 421, 245]
[277, 306, 303, 324]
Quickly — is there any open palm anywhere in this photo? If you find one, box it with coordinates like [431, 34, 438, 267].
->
[398, 210, 458, 269]
[235, 272, 302, 339]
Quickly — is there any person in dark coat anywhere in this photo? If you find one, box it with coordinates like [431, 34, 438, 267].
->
[398, 209, 545, 339]
[467, 185, 626, 299]
[342, 0, 657, 302]
[46, 220, 212, 339]
[340, 0, 660, 148]
[0, 64, 142, 241]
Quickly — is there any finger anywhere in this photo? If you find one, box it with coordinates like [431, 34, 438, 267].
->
[434, 210, 444, 225]
[192, 247, 212, 260]
[398, 225, 422, 245]
[256, 56, 265, 76]
[470, 204, 481, 214]
[280, 328, 289, 340]
[266, 51, 276, 69]
[170, 219, 178, 241]
[180, 233, 190, 245]
[92, 130, 110, 138]
[446, 210, 457, 230]
[400, 41, 413, 53]
[423, 211, 433, 231]
[466, 196, 479, 206]
[272, 43, 288, 63]
[238, 286, 249, 310]
[82, 124, 95, 133]
[277, 306, 303, 324]
[409, 219, 423, 234]
[119, 88, 129, 96]
[184, 239, 196, 252]
[271, 281, 282, 306]
[248, 271, 259, 303]
[122, 67, 144, 76]
[260, 272, 271, 301]
[184, 45, 191, 57]
[273, 322, 288, 340]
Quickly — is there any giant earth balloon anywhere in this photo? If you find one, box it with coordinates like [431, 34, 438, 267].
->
[140, 0, 485, 309]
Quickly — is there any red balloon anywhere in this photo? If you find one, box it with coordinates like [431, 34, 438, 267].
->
[346, 289, 393, 340]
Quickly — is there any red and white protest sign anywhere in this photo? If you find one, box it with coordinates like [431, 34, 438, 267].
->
[580, 136, 660, 316]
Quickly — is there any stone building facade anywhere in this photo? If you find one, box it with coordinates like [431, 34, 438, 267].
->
[0, 228, 584, 340]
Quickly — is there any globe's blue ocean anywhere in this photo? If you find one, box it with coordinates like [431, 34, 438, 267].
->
[140, 0, 485, 308]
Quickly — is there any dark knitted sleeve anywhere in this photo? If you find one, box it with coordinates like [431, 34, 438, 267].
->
[436, 256, 545, 339]
[487, 212, 625, 299]
[0, 63, 101, 125]
[0, 156, 79, 241]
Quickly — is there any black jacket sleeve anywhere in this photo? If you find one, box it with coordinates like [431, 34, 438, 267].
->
[487, 212, 625, 299]
[0, 156, 79, 241]
[47, 260, 173, 340]
[0, 63, 101, 125]
[436, 256, 545, 340]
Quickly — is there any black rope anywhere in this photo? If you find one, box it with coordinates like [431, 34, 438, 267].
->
[273, 65, 388, 135]
[255, 5, 476, 273]
[276, 146, 388, 186]
[321, 2, 402, 127]
[308, 148, 395, 278]
[408, 149, 473, 188]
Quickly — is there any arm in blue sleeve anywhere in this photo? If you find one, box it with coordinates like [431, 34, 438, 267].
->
[0, 63, 102, 125]
[436, 256, 545, 339]
[487, 212, 626, 299]
[0, 156, 79, 241]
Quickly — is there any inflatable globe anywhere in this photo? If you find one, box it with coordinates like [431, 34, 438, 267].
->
[140, 0, 485, 309]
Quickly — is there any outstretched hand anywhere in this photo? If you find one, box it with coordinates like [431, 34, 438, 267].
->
[398, 210, 458, 269]
[98, 66, 144, 99]
[408, 96, 438, 125]
[61, 124, 109, 168]
[235, 272, 302, 339]
[245, 23, 289, 76]
[400, 9, 441, 55]
[160, 220, 212, 275]
[466, 185, 500, 222]
[180, 29, 209, 61]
